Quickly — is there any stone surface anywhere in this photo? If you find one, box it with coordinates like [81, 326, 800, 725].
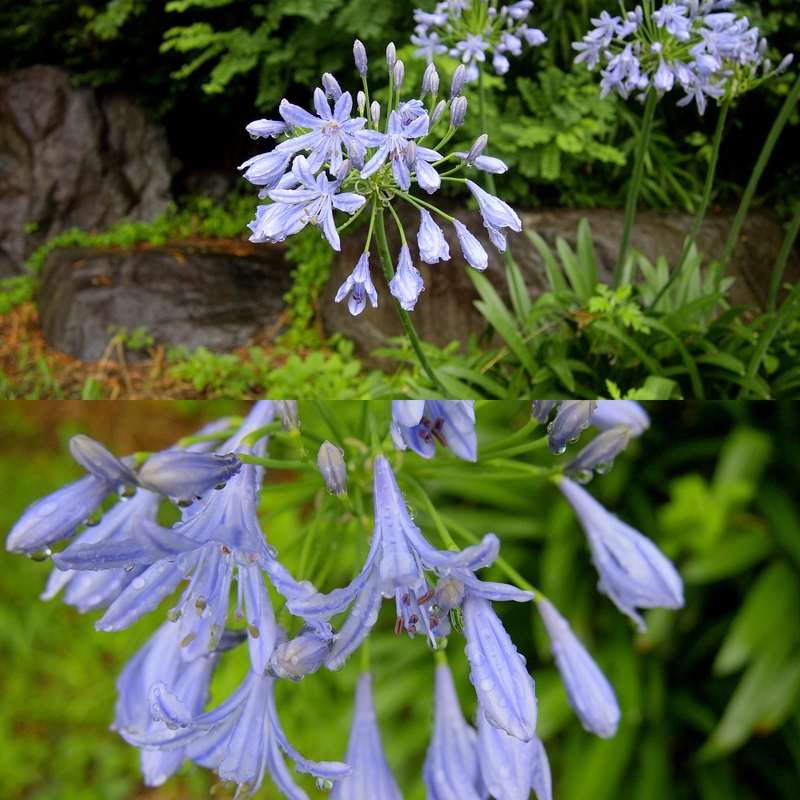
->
[38, 242, 292, 362]
[320, 205, 800, 359]
[0, 65, 179, 277]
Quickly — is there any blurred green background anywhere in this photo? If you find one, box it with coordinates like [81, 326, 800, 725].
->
[1, 401, 800, 800]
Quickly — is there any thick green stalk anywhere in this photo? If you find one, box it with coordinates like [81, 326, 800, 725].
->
[374, 209, 450, 396]
[721, 73, 800, 270]
[477, 67, 498, 197]
[650, 98, 730, 310]
[614, 89, 658, 288]
[767, 202, 800, 313]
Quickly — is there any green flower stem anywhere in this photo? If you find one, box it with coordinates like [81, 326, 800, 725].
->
[238, 454, 309, 471]
[721, 73, 800, 272]
[650, 98, 731, 310]
[374, 208, 451, 396]
[478, 416, 539, 457]
[177, 425, 243, 449]
[240, 421, 284, 449]
[439, 512, 541, 598]
[767, 200, 800, 313]
[741, 256, 800, 397]
[614, 88, 658, 288]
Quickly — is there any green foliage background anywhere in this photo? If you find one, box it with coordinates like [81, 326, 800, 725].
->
[1, 402, 800, 799]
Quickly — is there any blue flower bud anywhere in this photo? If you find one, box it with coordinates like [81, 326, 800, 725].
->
[547, 400, 597, 454]
[317, 441, 348, 496]
[450, 95, 468, 127]
[274, 400, 299, 431]
[322, 73, 343, 100]
[370, 100, 381, 128]
[430, 99, 447, 126]
[353, 39, 368, 77]
[386, 42, 397, 71]
[137, 451, 242, 500]
[421, 63, 440, 98]
[466, 134, 488, 165]
[69, 434, 138, 486]
[393, 60, 404, 91]
[450, 64, 467, 99]
[453, 219, 488, 271]
[269, 626, 333, 680]
[531, 400, 558, 424]
[565, 424, 630, 481]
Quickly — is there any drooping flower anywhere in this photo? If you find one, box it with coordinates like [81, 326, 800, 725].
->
[417, 209, 451, 264]
[68, 435, 139, 486]
[423, 662, 486, 800]
[547, 400, 597, 454]
[122, 670, 352, 799]
[389, 244, 425, 311]
[564, 424, 631, 482]
[536, 597, 620, 737]
[453, 220, 489, 272]
[112, 621, 219, 786]
[137, 451, 242, 501]
[558, 477, 684, 631]
[590, 400, 650, 437]
[330, 672, 401, 800]
[390, 400, 478, 461]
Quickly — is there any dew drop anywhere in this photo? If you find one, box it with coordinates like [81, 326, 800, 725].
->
[132, 577, 146, 590]
[267, 545, 279, 558]
[152, 686, 161, 697]
[471, 652, 486, 667]
[480, 678, 495, 692]
[596, 462, 612, 475]
[249, 132, 259, 140]
[405, 501, 417, 520]
[574, 470, 593, 484]
[35, 502, 59, 517]
[316, 778, 334, 791]
[29, 548, 51, 562]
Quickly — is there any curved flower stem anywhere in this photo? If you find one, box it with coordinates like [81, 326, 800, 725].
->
[650, 97, 731, 310]
[614, 88, 658, 288]
[374, 209, 451, 396]
[767, 201, 800, 313]
[721, 73, 800, 274]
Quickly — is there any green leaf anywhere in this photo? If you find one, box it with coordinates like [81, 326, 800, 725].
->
[504, 252, 532, 322]
[556, 236, 591, 301]
[575, 218, 599, 295]
[682, 531, 774, 584]
[713, 562, 800, 676]
[469, 271, 539, 376]
[527, 230, 569, 294]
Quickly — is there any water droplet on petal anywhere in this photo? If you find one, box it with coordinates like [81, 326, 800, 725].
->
[132, 577, 146, 590]
[29, 548, 51, 562]
[267, 545, 278, 558]
[316, 778, 334, 791]
[480, 678, 496, 692]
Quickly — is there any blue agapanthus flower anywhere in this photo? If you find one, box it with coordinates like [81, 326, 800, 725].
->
[391, 400, 478, 461]
[573, 0, 793, 111]
[558, 476, 685, 631]
[411, 0, 547, 81]
[241, 39, 523, 318]
[424, 662, 486, 800]
[537, 597, 621, 737]
[330, 672, 401, 800]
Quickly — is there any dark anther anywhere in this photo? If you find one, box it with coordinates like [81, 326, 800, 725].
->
[394, 616, 405, 635]
[408, 624, 417, 635]
[402, 592, 411, 606]
[409, 614, 419, 625]
[221, 545, 231, 555]
[431, 417, 448, 447]
[418, 588, 435, 605]
[430, 615, 439, 629]
[418, 429, 433, 444]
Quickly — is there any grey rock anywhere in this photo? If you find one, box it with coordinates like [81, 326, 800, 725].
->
[38, 243, 292, 362]
[0, 65, 179, 277]
[320, 205, 800, 359]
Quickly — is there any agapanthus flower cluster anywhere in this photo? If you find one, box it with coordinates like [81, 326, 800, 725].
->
[573, 0, 794, 113]
[5, 400, 688, 800]
[411, 0, 547, 81]
[240, 39, 522, 316]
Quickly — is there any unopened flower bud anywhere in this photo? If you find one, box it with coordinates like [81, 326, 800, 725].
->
[317, 441, 347, 496]
[776, 54, 794, 75]
[565, 424, 631, 482]
[531, 400, 558, 424]
[321, 73, 342, 100]
[393, 60, 405, 92]
[386, 42, 397, 71]
[274, 401, 299, 432]
[269, 626, 332, 680]
[466, 134, 488, 165]
[69, 434, 138, 486]
[450, 64, 467, 99]
[548, 401, 597, 454]
[422, 63, 440, 98]
[347, 139, 365, 171]
[371, 100, 381, 128]
[405, 140, 418, 167]
[449, 95, 468, 127]
[758, 37, 767, 56]
[763, 58, 772, 74]
[353, 39, 368, 77]
[430, 99, 447, 126]
[138, 451, 242, 499]
[357, 90, 366, 115]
